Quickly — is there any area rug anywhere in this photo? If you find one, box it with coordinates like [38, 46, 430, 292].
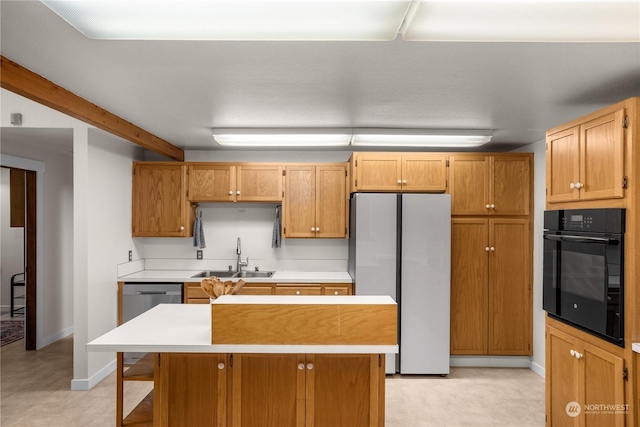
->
[1, 320, 24, 347]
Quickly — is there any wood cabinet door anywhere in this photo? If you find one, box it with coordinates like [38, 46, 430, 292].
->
[579, 109, 625, 201]
[400, 154, 448, 192]
[580, 342, 625, 427]
[305, 354, 381, 427]
[546, 327, 580, 427]
[322, 284, 352, 295]
[236, 165, 283, 202]
[353, 153, 402, 192]
[449, 155, 490, 215]
[284, 166, 316, 238]
[231, 354, 305, 427]
[132, 164, 192, 237]
[491, 155, 530, 215]
[154, 353, 228, 427]
[188, 164, 236, 202]
[315, 165, 347, 238]
[546, 126, 581, 204]
[450, 219, 489, 354]
[488, 219, 531, 355]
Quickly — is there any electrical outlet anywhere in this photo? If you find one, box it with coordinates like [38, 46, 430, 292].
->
[128, 250, 132, 262]
[196, 250, 203, 260]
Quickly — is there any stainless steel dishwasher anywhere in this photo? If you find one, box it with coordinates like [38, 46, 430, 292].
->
[122, 282, 183, 363]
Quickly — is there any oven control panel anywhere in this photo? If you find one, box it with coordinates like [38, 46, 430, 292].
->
[544, 208, 625, 234]
[561, 214, 594, 230]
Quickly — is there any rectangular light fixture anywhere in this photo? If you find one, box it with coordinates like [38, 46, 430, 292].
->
[41, 0, 412, 41]
[213, 129, 352, 147]
[213, 128, 492, 148]
[351, 129, 492, 147]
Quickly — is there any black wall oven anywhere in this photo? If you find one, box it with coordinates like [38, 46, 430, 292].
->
[543, 208, 625, 347]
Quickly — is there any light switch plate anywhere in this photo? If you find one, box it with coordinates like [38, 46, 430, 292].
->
[128, 250, 132, 262]
[196, 250, 203, 260]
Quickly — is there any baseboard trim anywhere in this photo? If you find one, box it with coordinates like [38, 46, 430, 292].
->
[40, 326, 74, 349]
[530, 361, 545, 378]
[450, 355, 531, 368]
[71, 358, 116, 391]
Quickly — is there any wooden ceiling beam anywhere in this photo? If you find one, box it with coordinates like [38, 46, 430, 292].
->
[1, 55, 184, 161]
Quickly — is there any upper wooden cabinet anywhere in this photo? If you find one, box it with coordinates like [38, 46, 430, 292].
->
[351, 152, 448, 193]
[187, 163, 283, 203]
[283, 164, 348, 238]
[449, 154, 531, 216]
[546, 108, 626, 203]
[132, 162, 194, 237]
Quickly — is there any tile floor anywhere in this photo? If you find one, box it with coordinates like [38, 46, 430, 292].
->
[1, 335, 545, 427]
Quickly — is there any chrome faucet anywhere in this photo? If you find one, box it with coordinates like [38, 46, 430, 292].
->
[236, 237, 248, 272]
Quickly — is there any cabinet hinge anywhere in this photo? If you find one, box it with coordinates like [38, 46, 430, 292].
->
[355, 179, 358, 187]
[284, 227, 286, 234]
[622, 176, 628, 189]
[623, 115, 629, 128]
[345, 170, 348, 177]
[446, 160, 450, 167]
[623, 367, 628, 381]
[282, 191, 284, 197]
[158, 354, 161, 367]
[355, 159, 358, 167]
[186, 168, 189, 175]
[378, 354, 381, 368]
[282, 170, 286, 176]
[230, 354, 233, 368]
[133, 168, 136, 175]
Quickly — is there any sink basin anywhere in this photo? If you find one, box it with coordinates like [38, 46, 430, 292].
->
[233, 271, 275, 278]
[191, 270, 236, 278]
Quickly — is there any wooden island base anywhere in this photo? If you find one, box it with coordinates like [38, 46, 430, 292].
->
[151, 352, 386, 427]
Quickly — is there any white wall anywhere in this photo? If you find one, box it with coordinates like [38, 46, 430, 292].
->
[0, 168, 25, 314]
[514, 140, 546, 377]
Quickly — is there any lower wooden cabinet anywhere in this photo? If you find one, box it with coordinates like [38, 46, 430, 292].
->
[546, 321, 626, 427]
[232, 353, 384, 427]
[185, 282, 353, 302]
[450, 218, 531, 355]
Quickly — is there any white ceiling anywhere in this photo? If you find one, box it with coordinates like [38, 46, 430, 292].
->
[1, 1, 639, 153]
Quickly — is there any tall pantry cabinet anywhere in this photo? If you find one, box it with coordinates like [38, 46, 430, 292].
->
[544, 97, 639, 427]
[449, 154, 533, 356]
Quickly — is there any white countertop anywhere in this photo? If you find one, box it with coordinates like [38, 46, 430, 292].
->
[632, 343, 640, 354]
[118, 270, 353, 284]
[87, 302, 398, 354]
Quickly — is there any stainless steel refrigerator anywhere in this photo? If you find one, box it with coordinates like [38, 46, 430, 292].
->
[348, 193, 451, 375]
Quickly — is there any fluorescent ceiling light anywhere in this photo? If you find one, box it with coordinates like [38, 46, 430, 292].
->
[402, 1, 640, 42]
[351, 129, 492, 147]
[213, 129, 352, 147]
[41, 0, 412, 41]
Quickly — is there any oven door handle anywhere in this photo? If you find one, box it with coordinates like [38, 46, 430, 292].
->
[543, 234, 619, 244]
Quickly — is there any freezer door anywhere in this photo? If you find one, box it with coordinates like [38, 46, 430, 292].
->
[350, 193, 398, 373]
[400, 194, 451, 374]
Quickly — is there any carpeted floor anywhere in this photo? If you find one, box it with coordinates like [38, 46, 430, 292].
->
[0, 320, 25, 347]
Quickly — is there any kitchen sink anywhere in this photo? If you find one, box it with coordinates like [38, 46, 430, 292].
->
[191, 270, 275, 279]
[233, 271, 275, 278]
[191, 270, 236, 278]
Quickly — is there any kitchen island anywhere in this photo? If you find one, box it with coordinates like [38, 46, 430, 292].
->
[88, 296, 398, 427]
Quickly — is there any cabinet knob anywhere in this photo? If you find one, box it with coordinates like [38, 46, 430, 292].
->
[311, 227, 316, 232]
[575, 182, 582, 189]
[490, 247, 495, 252]
[490, 204, 495, 209]
[228, 190, 233, 195]
[316, 227, 319, 232]
[397, 179, 402, 184]
[570, 349, 576, 357]
[570, 182, 575, 189]
[575, 352, 583, 359]
[217, 362, 225, 370]
[403, 180, 407, 184]
[485, 247, 490, 252]
[485, 204, 491, 209]
[180, 226, 185, 231]
[237, 190, 240, 195]
[307, 363, 314, 370]
[296, 291, 301, 295]
[298, 363, 305, 370]
[334, 291, 339, 295]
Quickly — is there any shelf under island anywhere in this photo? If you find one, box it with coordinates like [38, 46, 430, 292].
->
[88, 295, 398, 427]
